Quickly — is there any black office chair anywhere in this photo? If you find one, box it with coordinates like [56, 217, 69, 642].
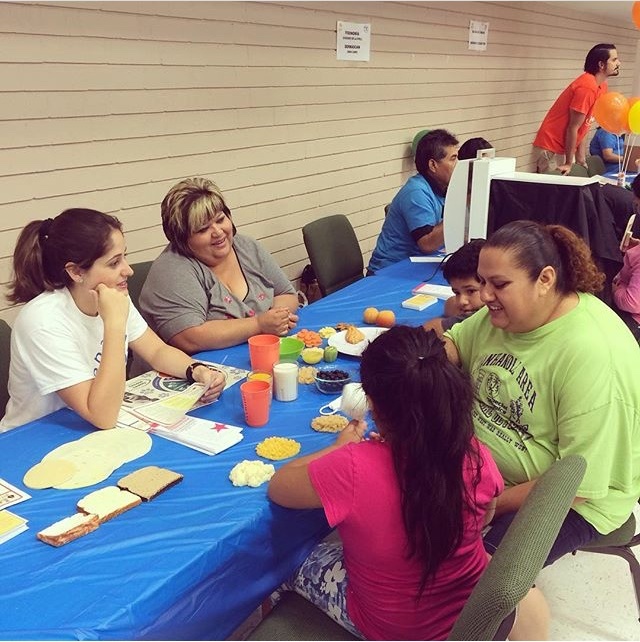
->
[0, 319, 11, 417]
[302, 215, 364, 297]
[247, 456, 586, 641]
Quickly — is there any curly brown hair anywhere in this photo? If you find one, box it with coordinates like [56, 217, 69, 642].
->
[485, 220, 604, 294]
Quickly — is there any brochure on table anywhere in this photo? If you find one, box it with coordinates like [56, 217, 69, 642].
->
[116, 361, 248, 454]
[0, 510, 28, 545]
[0, 478, 30, 545]
[411, 282, 454, 299]
[152, 417, 244, 456]
[0, 477, 31, 510]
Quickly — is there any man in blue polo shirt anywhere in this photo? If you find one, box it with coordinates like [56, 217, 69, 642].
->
[367, 129, 459, 273]
[589, 127, 625, 174]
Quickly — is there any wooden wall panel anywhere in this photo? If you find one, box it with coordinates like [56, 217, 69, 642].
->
[0, 0, 636, 318]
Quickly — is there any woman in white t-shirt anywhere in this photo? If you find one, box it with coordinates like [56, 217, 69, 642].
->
[1, 208, 226, 432]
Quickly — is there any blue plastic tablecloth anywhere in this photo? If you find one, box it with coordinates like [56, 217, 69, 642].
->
[0, 259, 446, 640]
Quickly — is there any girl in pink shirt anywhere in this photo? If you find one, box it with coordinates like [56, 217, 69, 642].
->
[613, 239, 640, 340]
[269, 326, 543, 640]
[613, 174, 640, 341]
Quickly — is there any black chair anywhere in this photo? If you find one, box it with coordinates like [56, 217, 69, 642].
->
[0, 319, 11, 416]
[247, 455, 587, 641]
[302, 215, 364, 297]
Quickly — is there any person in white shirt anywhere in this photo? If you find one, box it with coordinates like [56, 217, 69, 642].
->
[1, 208, 225, 432]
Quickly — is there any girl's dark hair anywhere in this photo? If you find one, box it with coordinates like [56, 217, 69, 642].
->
[8, 208, 122, 304]
[360, 325, 480, 596]
[458, 137, 492, 161]
[484, 220, 604, 294]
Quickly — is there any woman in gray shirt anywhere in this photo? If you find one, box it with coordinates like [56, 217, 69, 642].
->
[139, 177, 299, 352]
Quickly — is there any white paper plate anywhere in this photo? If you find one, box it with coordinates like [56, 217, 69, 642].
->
[327, 327, 388, 357]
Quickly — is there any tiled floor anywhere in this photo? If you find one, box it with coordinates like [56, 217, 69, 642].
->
[538, 548, 639, 640]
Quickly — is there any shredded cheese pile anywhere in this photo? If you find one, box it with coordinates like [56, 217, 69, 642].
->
[256, 436, 301, 460]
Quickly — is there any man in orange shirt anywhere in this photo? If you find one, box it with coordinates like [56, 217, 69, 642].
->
[533, 44, 620, 175]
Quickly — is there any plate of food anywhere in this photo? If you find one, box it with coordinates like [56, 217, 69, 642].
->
[327, 326, 388, 357]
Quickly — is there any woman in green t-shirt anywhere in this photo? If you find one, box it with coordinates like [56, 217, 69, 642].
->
[443, 219, 640, 566]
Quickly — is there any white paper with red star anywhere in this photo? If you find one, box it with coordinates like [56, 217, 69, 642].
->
[151, 417, 244, 455]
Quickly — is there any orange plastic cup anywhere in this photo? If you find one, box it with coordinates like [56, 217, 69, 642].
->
[247, 370, 273, 400]
[240, 380, 271, 427]
[248, 334, 280, 372]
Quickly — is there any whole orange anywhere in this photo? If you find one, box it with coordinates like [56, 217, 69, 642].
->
[363, 307, 379, 324]
[376, 310, 396, 328]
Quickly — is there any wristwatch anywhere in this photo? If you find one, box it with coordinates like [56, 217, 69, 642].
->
[185, 362, 225, 385]
[185, 362, 209, 383]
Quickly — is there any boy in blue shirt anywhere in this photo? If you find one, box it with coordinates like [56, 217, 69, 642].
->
[589, 127, 624, 174]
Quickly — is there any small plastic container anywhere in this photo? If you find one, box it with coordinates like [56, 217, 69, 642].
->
[279, 337, 305, 362]
[314, 366, 352, 395]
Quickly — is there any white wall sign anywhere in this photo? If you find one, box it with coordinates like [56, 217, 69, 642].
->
[468, 20, 489, 51]
[337, 21, 370, 61]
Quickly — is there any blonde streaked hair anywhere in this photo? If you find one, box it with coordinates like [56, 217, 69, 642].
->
[160, 177, 234, 257]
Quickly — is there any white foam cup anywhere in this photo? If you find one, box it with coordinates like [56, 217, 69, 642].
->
[273, 361, 299, 402]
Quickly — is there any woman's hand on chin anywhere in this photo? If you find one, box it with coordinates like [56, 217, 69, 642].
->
[95, 283, 129, 325]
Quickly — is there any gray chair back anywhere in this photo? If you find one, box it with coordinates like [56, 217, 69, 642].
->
[567, 163, 589, 178]
[586, 154, 607, 177]
[0, 319, 11, 417]
[126, 261, 153, 378]
[302, 215, 364, 297]
[448, 455, 587, 640]
[128, 260, 153, 311]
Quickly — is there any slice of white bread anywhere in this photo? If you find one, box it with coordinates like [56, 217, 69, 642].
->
[76, 485, 142, 523]
[37, 513, 100, 547]
[117, 465, 183, 501]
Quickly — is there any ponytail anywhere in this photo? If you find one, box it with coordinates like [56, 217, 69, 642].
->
[7, 209, 122, 304]
[7, 220, 51, 304]
[547, 225, 604, 294]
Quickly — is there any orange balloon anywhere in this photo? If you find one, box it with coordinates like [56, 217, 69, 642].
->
[593, 92, 629, 135]
[633, 1, 640, 29]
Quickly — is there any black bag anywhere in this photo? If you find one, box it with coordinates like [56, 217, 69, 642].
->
[299, 264, 322, 305]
